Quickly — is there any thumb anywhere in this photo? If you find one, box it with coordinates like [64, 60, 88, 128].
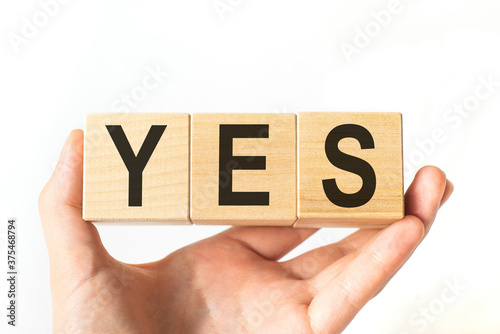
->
[39, 130, 109, 275]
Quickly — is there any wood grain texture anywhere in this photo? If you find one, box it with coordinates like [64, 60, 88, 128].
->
[190, 113, 297, 226]
[294, 112, 404, 228]
[83, 113, 190, 223]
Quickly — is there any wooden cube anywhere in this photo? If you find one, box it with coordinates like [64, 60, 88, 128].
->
[295, 112, 404, 228]
[190, 113, 297, 226]
[83, 113, 190, 223]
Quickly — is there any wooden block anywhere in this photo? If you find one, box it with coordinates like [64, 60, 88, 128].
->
[190, 113, 297, 226]
[295, 112, 404, 228]
[83, 113, 191, 223]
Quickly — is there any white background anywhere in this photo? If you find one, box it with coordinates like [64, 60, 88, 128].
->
[1, 0, 499, 333]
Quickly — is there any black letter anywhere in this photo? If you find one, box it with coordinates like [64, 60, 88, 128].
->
[106, 125, 166, 206]
[219, 124, 269, 206]
[322, 124, 376, 208]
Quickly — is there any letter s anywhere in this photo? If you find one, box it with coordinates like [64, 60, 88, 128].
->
[322, 124, 376, 208]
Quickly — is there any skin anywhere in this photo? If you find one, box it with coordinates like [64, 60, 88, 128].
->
[39, 129, 453, 334]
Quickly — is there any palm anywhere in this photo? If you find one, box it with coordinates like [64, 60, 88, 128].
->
[155, 233, 314, 333]
[40, 130, 452, 334]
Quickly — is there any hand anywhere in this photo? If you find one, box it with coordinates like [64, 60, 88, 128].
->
[39, 130, 453, 334]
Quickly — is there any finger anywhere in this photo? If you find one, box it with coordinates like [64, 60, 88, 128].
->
[370, 175, 453, 297]
[308, 166, 451, 332]
[219, 226, 318, 261]
[310, 167, 452, 296]
[280, 166, 451, 280]
[405, 165, 448, 235]
[308, 216, 424, 333]
[280, 229, 379, 279]
[307, 167, 453, 289]
[39, 130, 109, 272]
